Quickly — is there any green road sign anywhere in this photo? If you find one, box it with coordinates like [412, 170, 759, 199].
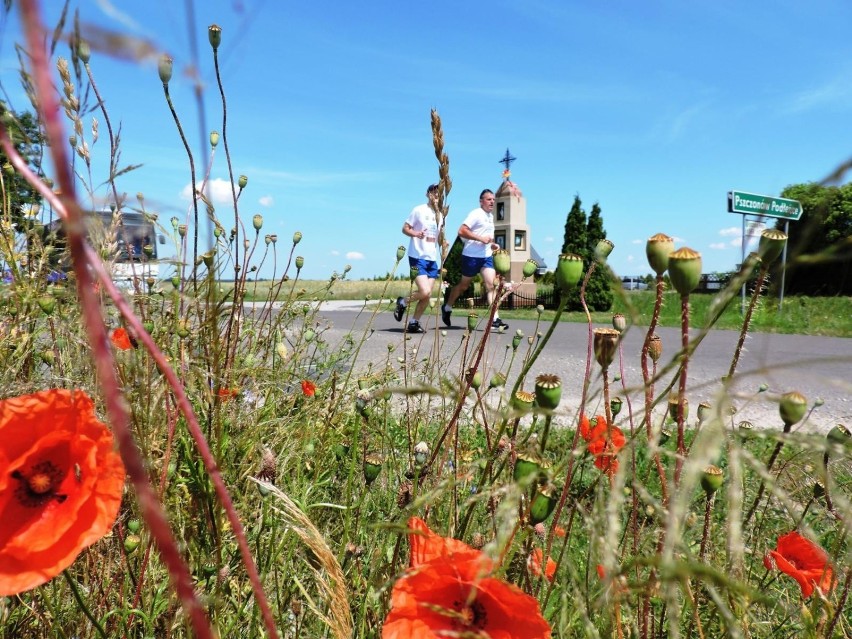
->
[728, 190, 802, 220]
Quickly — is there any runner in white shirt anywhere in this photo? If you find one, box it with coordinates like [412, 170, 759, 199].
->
[394, 184, 440, 334]
[441, 189, 508, 330]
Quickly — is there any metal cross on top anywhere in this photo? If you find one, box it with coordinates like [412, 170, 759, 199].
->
[498, 148, 516, 171]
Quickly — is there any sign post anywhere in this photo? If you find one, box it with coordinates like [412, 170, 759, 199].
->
[727, 190, 802, 312]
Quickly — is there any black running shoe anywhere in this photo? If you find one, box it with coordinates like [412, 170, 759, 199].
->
[406, 320, 426, 334]
[492, 318, 509, 330]
[441, 305, 452, 327]
[393, 296, 405, 322]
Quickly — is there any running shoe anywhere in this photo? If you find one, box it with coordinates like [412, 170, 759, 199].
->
[393, 296, 405, 322]
[441, 305, 452, 327]
[406, 320, 426, 334]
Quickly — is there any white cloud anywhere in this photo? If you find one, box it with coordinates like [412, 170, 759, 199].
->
[719, 227, 740, 237]
[346, 251, 365, 260]
[180, 178, 238, 205]
[626, 255, 635, 262]
[631, 239, 642, 244]
[330, 250, 340, 256]
[544, 236, 554, 243]
[259, 195, 274, 207]
[709, 242, 728, 250]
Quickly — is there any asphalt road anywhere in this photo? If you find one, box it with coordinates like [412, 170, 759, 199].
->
[308, 302, 850, 433]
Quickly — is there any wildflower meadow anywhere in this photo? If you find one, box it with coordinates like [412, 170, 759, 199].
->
[1, 4, 851, 639]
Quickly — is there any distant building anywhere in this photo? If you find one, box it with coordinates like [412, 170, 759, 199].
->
[493, 176, 544, 305]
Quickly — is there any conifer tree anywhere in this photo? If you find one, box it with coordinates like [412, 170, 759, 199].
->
[584, 202, 614, 311]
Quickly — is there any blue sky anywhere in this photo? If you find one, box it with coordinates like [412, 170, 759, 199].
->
[2, 1, 851, 280]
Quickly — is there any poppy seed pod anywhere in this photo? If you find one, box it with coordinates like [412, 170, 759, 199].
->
[77, 39, 90, 64]
[210, 131, 220, 147]
[490, 372, 506, 389]
[178, 224, 187, 238]
[143, 244, 154, 258]
[610, 396, 623, 418]
[758, 228, 787, 264]
[208, 24, 222, 50]
[595, 239, 614, 262]
[612, 313, 626, 333]
[295, 256, 304, 270]
[170, 275, 180, 288]
[646, 233, 674, 276]
[396, 245, 406, 261]
[414, 441, 430, 467]
[142, 320, 155, 334]
[555, 253, 584, 292]
[697, 402, 711, 423]
[701, 465, 724, 495]
[668, 247, 702, 296]
[529, 484, 558, 524]
[827, 423, 850, 447]
[648, 334, 663, 363]
[37, 296, 56, 316]
[511, 390, 536, 414]
[523, 259, 538, 278]
[363, 454, 383, 485]
[466, 368, 482, 389]
[593, 328, 620, 369]
[264, 234, 272, 245]
[779, 391, 807, 427]
[158, 55, 173, 84]
[534, 374, 561, 410]
[513, 450, 542, 484]
[252, 214, 263, 231]
[123, 534, 141, 554]
[493, 249, 511, 275]
[238, 175, 248, 189]
[668, 395, 688, 422]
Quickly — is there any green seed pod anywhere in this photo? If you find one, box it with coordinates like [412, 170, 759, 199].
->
[77, 39, 91, 64]
[529, 484, 558, 524]
[668, 395, 688, 422]
[295, 256, 305, 270]
[594, 238, 614, 262]
[467, 313, 478, 331]
[264, 234, 272, 245]
[210, 131, 220, 147]
[668, 247, 702, 297]
[513, 450, 542, 484]
[658, 427, 672, 445]
[176, 320, 190, 339]
[145, 277, 156, 290]
[178, 224, 187, 238]
[493, 249, 511, 275]
[158, 55, 173, 84]
[252, 214, 263, 231]
[333, 442, 350, 461]
[127, 519, 141, 534]
[522, 259, 538, 278]
[534, 374, 561, 410]
[143, 244, 154, 258]
[737, 421, 754, 439]
[142, 320, 155, 334]
[779, 391, 807, 427]
[363, 453, 383, 485]
[758, 383, 769, 393]
[170, 275, 180, 288]
[40, 350, 55, 366]
[611, 313, 626, 333]
[489, 372, 506, 389]
[124, 534, 141, 553]
[511, 330, 523, 351]
[414, 441, 430, 467]
[304, 328, 315, 342]
[701, 465, 724, 495]
[593, 328, 620, 370]
[813, 479, 826, 499]
[466, 368, 482, 389]
[758, 228, 787, 264]
[38, 296, 56, 315]
[511, 390, 536, 414]
[208, 24, 222, 50]
[555, 253, 583, 292]
[827, 423, 850, 447]
[610, 396, 623, 418]
[396, 245, 406, 261]
[646, 233, 674, 276]
[238, 174, 248, 189]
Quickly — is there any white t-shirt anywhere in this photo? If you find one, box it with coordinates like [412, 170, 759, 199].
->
[405, 203, 439, 260]
[460, 207, 494, 258]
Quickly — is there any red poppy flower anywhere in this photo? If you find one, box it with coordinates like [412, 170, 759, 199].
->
[301, 380, 316, 397]
[527, 548, 556, 582]
[0, 389, 125, 596]
[580, 415, 625, 476]
[217, 387, 239, 401]
[110, 327, 134, 351]
[763, 531, 834, 598]
[383, 517, 551, 639]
